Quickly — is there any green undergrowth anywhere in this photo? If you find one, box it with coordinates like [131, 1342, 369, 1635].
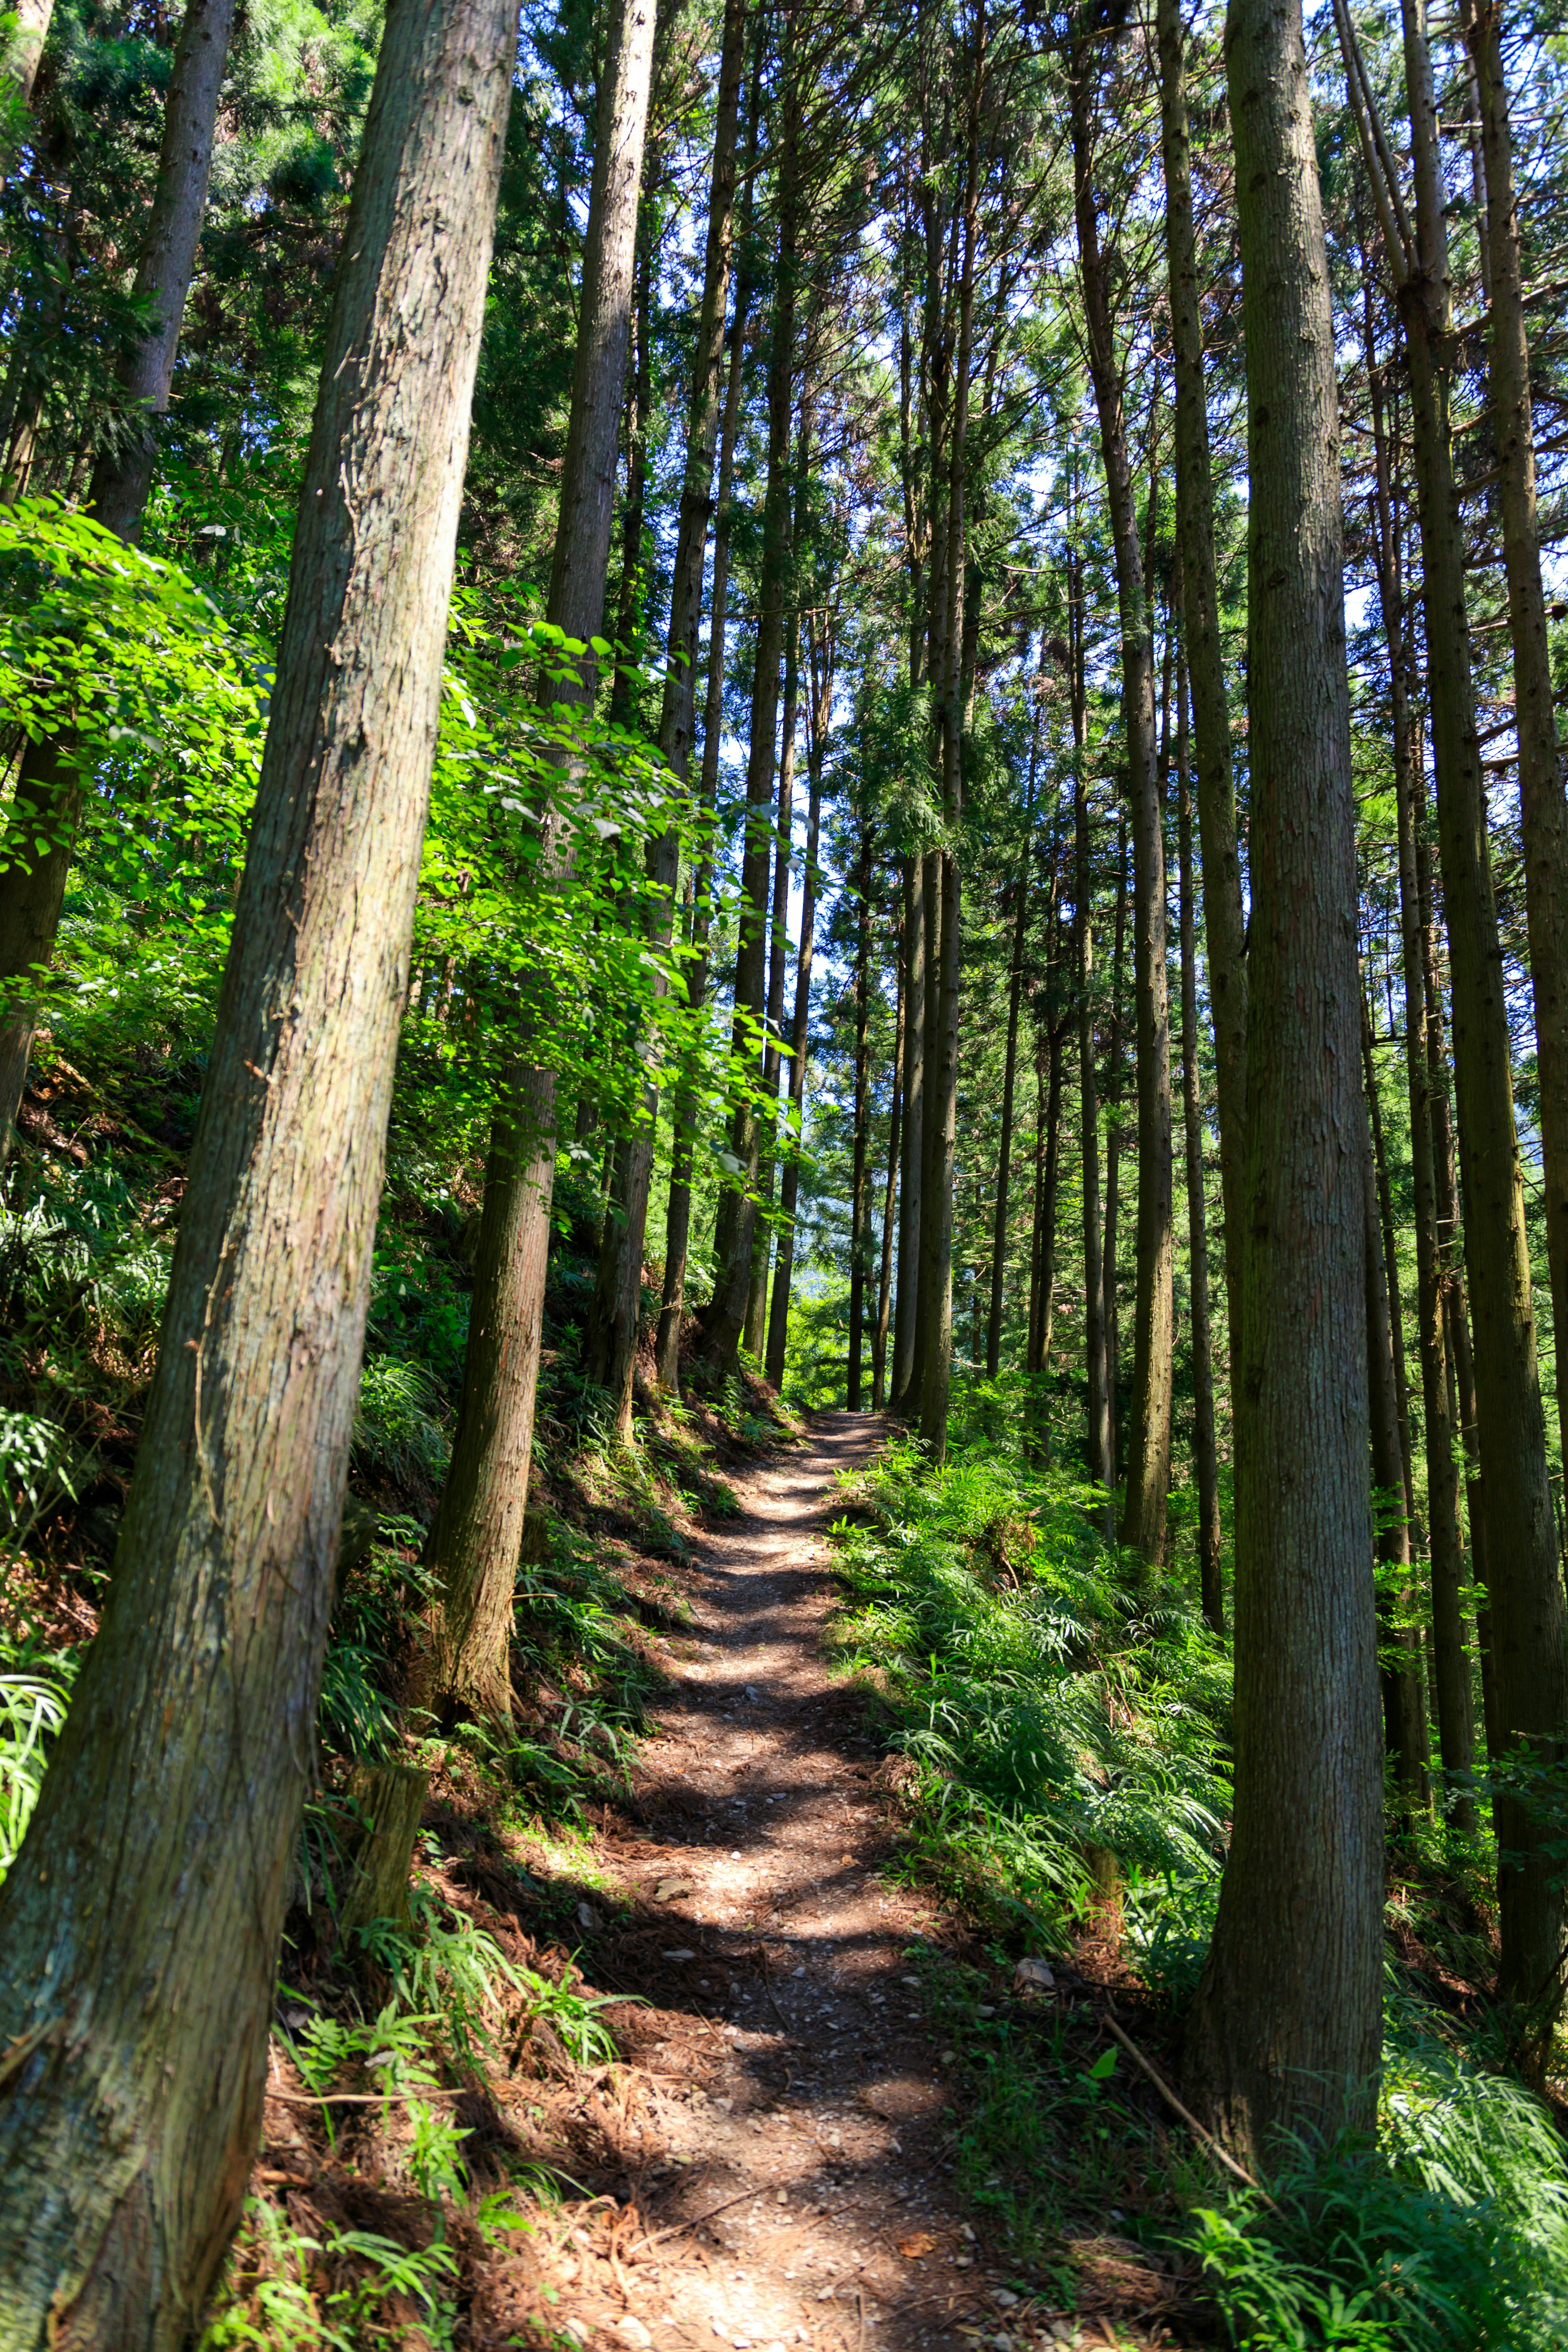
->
[834, 1429, 1568, 2349]
[829, 1430, 1231, 1944]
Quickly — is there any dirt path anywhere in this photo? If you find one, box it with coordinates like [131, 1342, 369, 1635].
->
[543, 1413, 1058, 2352]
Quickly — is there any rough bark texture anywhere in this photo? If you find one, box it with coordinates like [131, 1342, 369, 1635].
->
[655, 251, 755, 1388]
[890, 852, 924, 1408]
[1372, 0, 1567, 2033]
[1069, 524, 1113, 1531]
[987, 674, 1039, 1378]
[0, 0, 512, 2331]
[0, 0, 237, 1158]
[764, 620, 829, 1386]
[1156, 0, 1247, 1370]
[1176, 652, 1222, 1637]
[1365, 320, 1473, 1824]
[339, 1764, 432, 1942]
[1183, 0, 1382, 2159]
[1466, 0, 1568, 1486]
[418, 0, 655, 1719]
[588, 0, 746, 1431]
[704, 14, 797, 1377]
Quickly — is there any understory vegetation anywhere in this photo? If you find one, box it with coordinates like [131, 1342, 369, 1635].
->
[829, 1418, 1568, 2350]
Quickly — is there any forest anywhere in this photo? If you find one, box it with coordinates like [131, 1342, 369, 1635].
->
[1, 0, 1568, 2337]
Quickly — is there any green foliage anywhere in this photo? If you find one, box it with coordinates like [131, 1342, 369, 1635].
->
[0, 1670, 68, 1880]
[831, 1434, 1229, 1936]
[352, 1354, 451, 1487]
[200, 2198, 461, 2351]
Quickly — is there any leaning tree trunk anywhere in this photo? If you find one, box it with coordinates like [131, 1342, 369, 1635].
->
[587, 0, 746, 1432]
[0, 0, 512, 2332]
[1155, 0, 1247, 1369]
[416, 0, 656, 1724]
[0, 0, 238, 1160]
[1183, 0, 1383, 2162]
[1071, 43, 1173, 1563]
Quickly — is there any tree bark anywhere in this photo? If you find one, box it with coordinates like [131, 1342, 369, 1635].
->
[765, 607, 830, 1386]
[417, 0, 656, 1721]
[847, 818, 873, 1409]
[1184, 0, 1382, 2160]
[1176, 647, 1222, 1637]
[1465, 0, 1568, 1489]
[746, 605, 803, 1363]
[1156, 0, 1247, 1370]
[0, 0, 238, 1158]
[703, 13, 798, 1377]
[1069, 514, 1113, 1531]
[585, 0, 744, 1430]
[873, 955, 902, 1408]
[1364, 317, 1473, 1825]
[890, 852, 925, 1411]
[1345, 0, 1567, 2038]
[1363, 1025, 1430, 1820]
[0, 0, 512, 2328]
[986, 655, 1040, 1377]
[917, 23, 982, 1465]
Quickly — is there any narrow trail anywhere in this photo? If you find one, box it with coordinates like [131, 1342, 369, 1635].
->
[544, 1412, 1060, 2352]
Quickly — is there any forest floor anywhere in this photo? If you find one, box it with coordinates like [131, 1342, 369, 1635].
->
[250, 1408, 1200, 2350]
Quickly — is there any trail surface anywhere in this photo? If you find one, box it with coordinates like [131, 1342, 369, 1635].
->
[541, 1413, 1073, 2352]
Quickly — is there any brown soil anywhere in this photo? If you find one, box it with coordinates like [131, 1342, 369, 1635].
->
[256, 1410, 1182, 2350]
[507, 1411, 1107, 2352]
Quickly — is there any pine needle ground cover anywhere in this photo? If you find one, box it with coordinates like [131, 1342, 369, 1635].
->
[825, 1425, 1568, 2350]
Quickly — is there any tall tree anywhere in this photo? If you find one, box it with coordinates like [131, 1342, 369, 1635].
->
[1175, 641, 1222, 1636]
[1155, 0, 1247, 1363]
[0, 0, 514, 2325]
[415, 0, 657, 1724]
[1337, 0, 1568, 2048]
[586, 0, 747, 1434]
[1070, 26, 1174, 1563]
[1185, 0, 1382, 2158]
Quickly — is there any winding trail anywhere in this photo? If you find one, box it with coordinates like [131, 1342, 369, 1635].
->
[565, 1412, 1034, 2352]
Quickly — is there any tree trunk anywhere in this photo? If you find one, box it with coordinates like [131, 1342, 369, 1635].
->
[764, 610, 830, 1387]
[1102, 811, 1127, 1482]
[890, 851, 926, 1412]
[1363, 1037, 1430, 1821]
[1465, 0, 1568, 1490]
[1069, 520, 1113, 1531]
[1071, 50, 1173, 1561]
[586, 0, 745, 1430]
[847, 820, 873, 1409]
[0, 0, 238, 1158]
[747, 605, 802, 1363]
[1364, 314, 1474, 1826]
[655, 266, 755, 1388]
[1176, 646, 1222, 1637]
[1184, 0, 1382, 2160]
[5, 0, 53, 101]
[1156, 0, 1247, 1371]
[873, 960, 902, 1408]
[704, 14, 798, 1378]
[0, 0, 512, 2328]
[339, 1764, 432, 1943]
[986, 656, 1040, 1377]
[417, 0, 656, 1722]
[1350, 0, 1567, 2040]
